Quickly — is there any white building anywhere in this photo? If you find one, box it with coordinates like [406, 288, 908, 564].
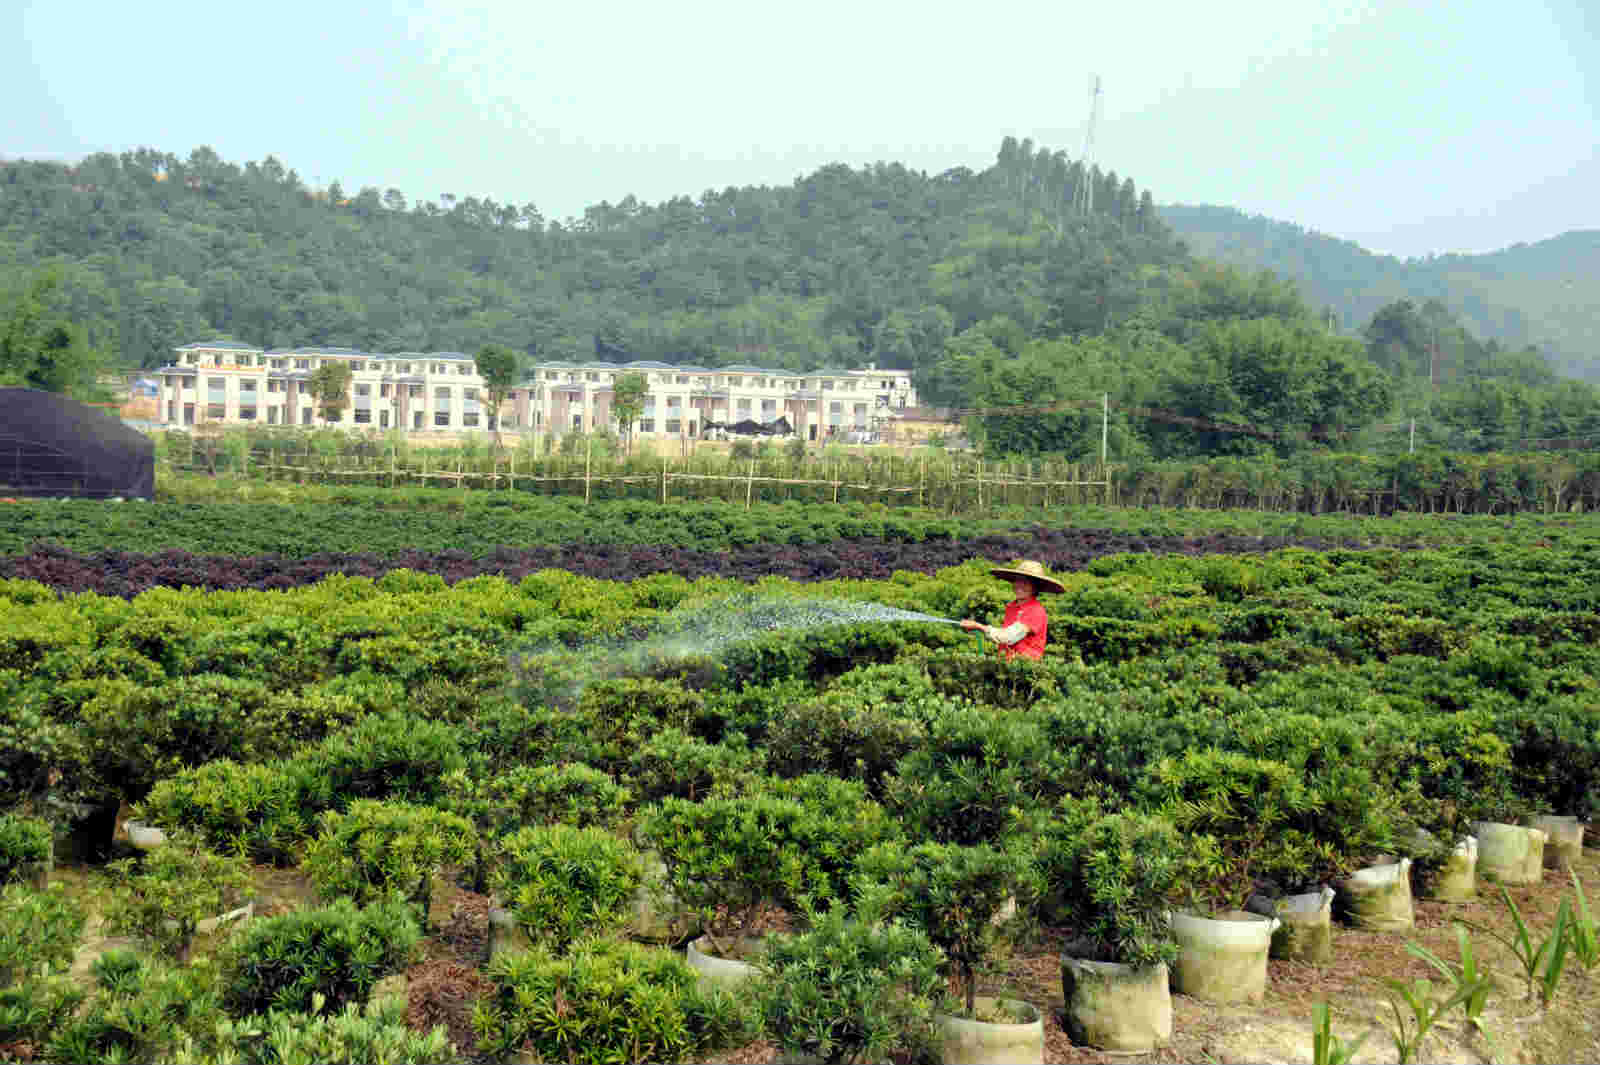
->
[156, 342, 916, 441]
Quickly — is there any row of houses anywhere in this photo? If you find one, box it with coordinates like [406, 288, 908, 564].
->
[155, 342, 919, 440]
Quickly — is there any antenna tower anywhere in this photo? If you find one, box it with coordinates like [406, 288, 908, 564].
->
[1075, 75, 1102, 216]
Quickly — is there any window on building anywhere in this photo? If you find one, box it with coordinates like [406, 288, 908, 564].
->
[379, 383, 390, 397]
[676, 375, 689, 384]
[270, 359, 286, 369]
[239, 380, 257, 397]
[354, 383, 371, 397]
[165, 376, 176, 390]
[354, 409, 372, 424]
[267, 408, 278, 425]
[396, 362, 410, 374]
[301, 408, 313, 426]
[665, 418, 681, 434]
[736, 398, 752, 414]
[822, 379, 835, 389]
[586, 372, 598, 382]
[409, 385, 423, 398]
[573, 414, 583, 430]
[350, 360, 363, 372]
[435, 387, 452, 404]
[462, 412, 479, 427]
[463, 388, 478, 402]
[639, 418, 655, 433]
[183, 377, 194, 390]
[657, 374, 671, 384]
[728, 376, 742, 387]
[206, 403, 226, 420]
[435, 410, 450, 427]
[295, 359, 310, 370]
[753, 377, 765, 388]
[266, 380, 280, 394]
[208, 377, 226, 392]
[167, 401, 176, 421]
[239, 405, 257, 420]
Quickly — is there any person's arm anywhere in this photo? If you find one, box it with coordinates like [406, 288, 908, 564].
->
[960, 617, 1031, 645]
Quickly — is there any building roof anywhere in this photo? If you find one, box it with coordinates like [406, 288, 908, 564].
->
[176, 340, 261, 352]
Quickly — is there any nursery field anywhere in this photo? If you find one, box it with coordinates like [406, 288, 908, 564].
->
[2, 510, 1599, 1063]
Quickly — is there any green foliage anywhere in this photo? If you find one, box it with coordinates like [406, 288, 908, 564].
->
[442, 763, 631, 835]
[296, 712, 466, 809]
[101, 835, 255, 961]
[1378, 975, 1490, 1065]
[473, 939, 756, 1065]
[174, 993, 455, 1065]
[627, 728, 766, 803]
[1407, 924, 1498, 1054]
[759, 908, 944, 1065]
[1467, 886, 1574, 1004]
[0, 812, 51, 884]
[221, 898, 421, 1017]
[493, 824, 641, 949]
[0, 882, 85, 981]
[138, 759, 312, 865]
[0, 970, 84, 1057]
[307, 360, 353, 423]
[1037, 807, 1183, 968]
[852, 840, 1030, 1017]
[48, 952, 225, 1065]
[303, 799, 475, 921]
[640, 778, 899, 932]
[1310, 1001, 1369, 1065]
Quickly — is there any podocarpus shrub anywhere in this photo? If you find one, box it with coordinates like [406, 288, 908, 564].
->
[221, 899, 420, 1017]
[765, 686, 931, 796]
[1141, 750, 1324, 911]
[886, 706, 1060, 845]
[296, 712, 466, 810]
[137, 759, 311, 865]
[303, 800, 476, 923]
[627, 728, 767, 802]
[442, 764, 631, 832]
[759, 907, 944, 1065]
[0, 882, 85, 982]
[185, 994, 456, 1065]
[101, 834, 255, 963]
[493, 825, 641, 949]
[473, 939, 756, 1065]
[1036, 805, 1183, 969]
[47, 951, 224, 1065]
[640, 776, 899, 935]
[853, 841, 1032, 1019]
[0, 812, 51, 884]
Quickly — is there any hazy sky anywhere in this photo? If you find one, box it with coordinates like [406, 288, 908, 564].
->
[6, 0, 1596, 259]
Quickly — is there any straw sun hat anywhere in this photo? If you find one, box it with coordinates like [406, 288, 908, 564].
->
[989, 559, 1066, 595]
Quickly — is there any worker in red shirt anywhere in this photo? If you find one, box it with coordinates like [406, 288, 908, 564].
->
[960, 559, 1063, 660]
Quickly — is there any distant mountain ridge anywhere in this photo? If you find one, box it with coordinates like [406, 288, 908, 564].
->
[1161, 204, 1599, 380]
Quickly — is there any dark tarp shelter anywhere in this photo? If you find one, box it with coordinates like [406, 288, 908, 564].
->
[0, 388, 155, 498]
[702, 416, 794, 437]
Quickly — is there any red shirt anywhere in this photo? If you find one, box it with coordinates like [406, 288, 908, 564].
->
[1001, 598, 1048, 660]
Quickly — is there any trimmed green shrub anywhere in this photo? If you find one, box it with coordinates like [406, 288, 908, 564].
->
[759, 908, 943, 1065]
[1036, 805, 1183, 968]
[641, 777, 899, 933]
[766, 689, 929, 795]
[303, 800, 476, 921]
[627, 729, 766, 802]
[221, 899, 421, 1017]
[297, 712, 466, 809]
[493, 824, 641, 949]
[0, 812, 51, 885]
[853, 841, 1031, 1018]
[101, 835, 255, 963]
[47, 953, 224, 1065]
[186, 994, 456, 1065]
[443, 763, 631, 835]
[0, 883, 85, 982]
[886, 706, 1059, 844]
[473, 940, 755, 1065]
[0, 972, 83, 1057]
[137, 759, 312, 865]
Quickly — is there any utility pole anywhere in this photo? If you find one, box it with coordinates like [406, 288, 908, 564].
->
[1076, 75, 1102, 216]
[1101, 392, 1109, 468]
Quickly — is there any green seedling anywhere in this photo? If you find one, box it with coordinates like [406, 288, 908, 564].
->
[1408, 926, 1502, 1061]
[1311, 1001, 1368, 1065]
[1570, 871, 1598, 971]
[1379, 975, 1492, 1065]
[1467, 886, 1571, 1004]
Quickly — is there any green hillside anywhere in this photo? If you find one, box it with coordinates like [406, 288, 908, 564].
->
[1161, 204, 1600, 381]
[0, 141, 1171, 386]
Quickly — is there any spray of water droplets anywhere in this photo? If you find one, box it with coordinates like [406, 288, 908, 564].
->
[509, 591, 963, 702]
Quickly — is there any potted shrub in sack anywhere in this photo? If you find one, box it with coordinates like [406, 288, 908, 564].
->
[641, 781, 897, 990]
[1044, 807, 1181, 1052]
[1142, 752, 1310, 1004]
[855, 841, 1044, 1065]
[759, 906, 944, 1065]
[302, 799, 476, 930]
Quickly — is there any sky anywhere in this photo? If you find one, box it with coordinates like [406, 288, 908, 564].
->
[5, 0, 1596, 259]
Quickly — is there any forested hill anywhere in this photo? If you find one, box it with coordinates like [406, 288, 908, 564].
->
[0, 141, 1176, 385]
[1161, 204, 1600, 381]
